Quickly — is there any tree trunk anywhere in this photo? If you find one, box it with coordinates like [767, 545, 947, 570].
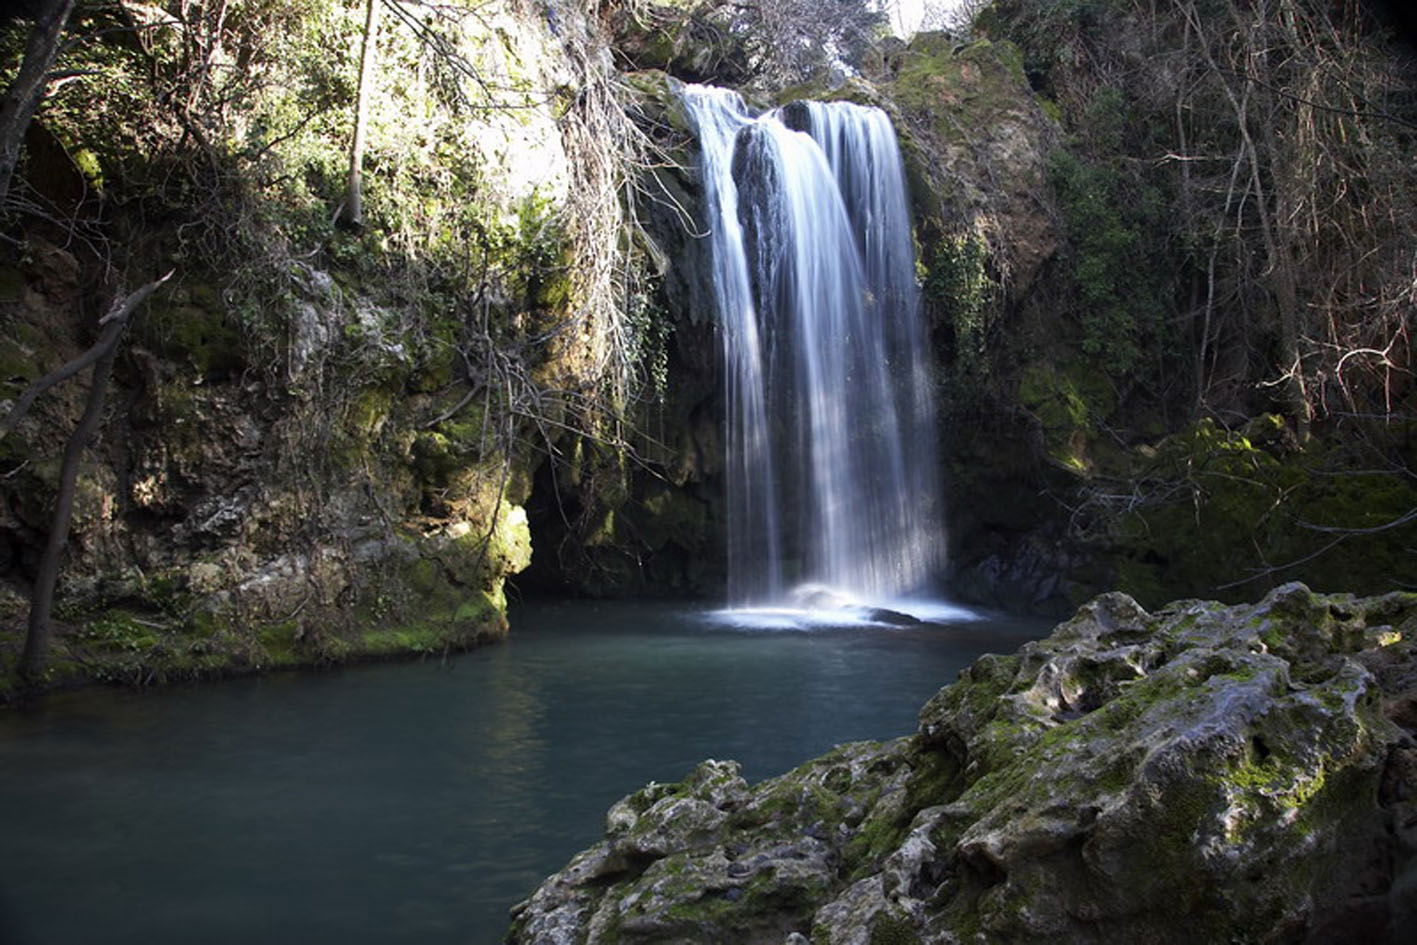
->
[19, 336, 117, 679]
[1176, 0, 1312, 441]
[0, 0, 78, 209]
[338, 0, 381, 230]
[1251, 1, 1311, 442]
[13, 273, 172, 681]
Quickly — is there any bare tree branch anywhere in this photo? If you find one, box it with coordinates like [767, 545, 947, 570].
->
[2, 271, 173, 441]
[18, 271, 174, 679]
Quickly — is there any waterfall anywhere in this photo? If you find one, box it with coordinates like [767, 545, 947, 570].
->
[683, 86, 945, 610]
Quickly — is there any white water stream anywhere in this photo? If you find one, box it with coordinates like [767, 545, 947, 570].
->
[683, 86, 946, 619]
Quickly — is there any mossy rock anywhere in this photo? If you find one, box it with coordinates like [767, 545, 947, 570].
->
[135, 297, 244, 377]
[630, 484, 708, 552]
[891, 36, 1033, 145]
[410, 431, 457, 485]
[1017, 360, 1114, 470]
[0, 267, 24, 301]
[509, 585, 1416, 944]
[608, 3, 754, 84]
[1098, 417, 1417, 606]
[0, 318, 54, 395]
[624, 69, 695, 135]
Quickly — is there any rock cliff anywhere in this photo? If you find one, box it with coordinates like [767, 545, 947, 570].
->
[0, 0, 651, 692]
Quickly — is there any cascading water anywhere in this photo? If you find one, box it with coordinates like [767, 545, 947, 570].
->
[683, 85, 945, 615]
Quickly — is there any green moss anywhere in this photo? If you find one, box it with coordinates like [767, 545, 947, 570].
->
[257, 620, 301, 663]
[408, 349, 455, 393]
[925, 232, 995, 377]
[0, 319, 48, 393]
[1102, 418, 1417, 607]
[410, 431, 456, 484]
[631, 486, 706, 552]
[77, 610, 160, 652]
[347, 386, 394, 438]
[892, 37, 1035, 149]
[905, 746, 963, 809]
[870, 912, 921, 945]
[435, 409, 488, 451]
[844, 804, 911, 878]
[1221, 754, 1326, 818]
[71, 147, 104, 192]
[1017, 362, 1113, 469]
[358, 625, 444, 655]
[136, 299, 244, 377]
[5, 539, 517, 698]
[1108, 557, 1167, 615]
[1146, 774, 1216, 897]
[454, 591, 499, 625]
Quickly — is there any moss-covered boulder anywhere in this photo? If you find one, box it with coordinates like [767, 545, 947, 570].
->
[506, 584, 1417, 944]
[1078, 415, 1417, 609]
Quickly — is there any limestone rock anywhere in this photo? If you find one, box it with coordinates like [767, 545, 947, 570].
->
[506, 583, 1417, 944]
[886, 34, 1060, 294]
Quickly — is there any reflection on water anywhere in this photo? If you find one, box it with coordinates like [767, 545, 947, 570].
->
[0, 598, 1046, 945]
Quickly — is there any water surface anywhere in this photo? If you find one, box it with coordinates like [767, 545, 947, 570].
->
[0, 599, 1046, 944]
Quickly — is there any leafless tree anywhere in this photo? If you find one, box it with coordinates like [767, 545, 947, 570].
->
[338, 0, 382, 230]
[1075, 0, 1417, 434]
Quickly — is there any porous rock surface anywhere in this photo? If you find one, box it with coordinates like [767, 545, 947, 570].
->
[506, 583, 1417, 944]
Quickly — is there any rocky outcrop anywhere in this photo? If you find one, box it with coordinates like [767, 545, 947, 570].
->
[0, 0, 617, 692]
[885, 34, 1059, 295]
[514, 67, 724, 600]
[606, 2, 755, 85]
[506, 583, 1417, 944]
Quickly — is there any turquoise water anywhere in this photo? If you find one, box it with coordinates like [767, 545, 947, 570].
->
[0, 598, 1045, 944]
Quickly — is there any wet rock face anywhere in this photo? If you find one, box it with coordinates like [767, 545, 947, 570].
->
[506, 583, 1417, 944]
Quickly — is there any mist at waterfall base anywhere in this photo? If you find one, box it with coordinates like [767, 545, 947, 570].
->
[684, 86, 955, 630]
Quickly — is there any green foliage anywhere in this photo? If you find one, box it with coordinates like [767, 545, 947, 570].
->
[624, 278, 674, 401]
[1048, 145, 1171, 380]
[19, 0, 591, 365]
[137, 294, 245, 377]
[1017, 360, 1117, 470]
[870, 913, 921, 945]
[1078, 84, 1127, 154]
[0, 0, 655, 689]
[925, 232, 994, 377]
[982, 0, 1125, 97]
[1093, 417, 1417, 606]
[77, 612, 159, 653]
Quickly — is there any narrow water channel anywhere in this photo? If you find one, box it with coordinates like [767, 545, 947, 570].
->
[0, 599, 1046, 944]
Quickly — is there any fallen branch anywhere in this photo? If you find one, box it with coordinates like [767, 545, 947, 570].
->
[1298, 506, 1417, 535]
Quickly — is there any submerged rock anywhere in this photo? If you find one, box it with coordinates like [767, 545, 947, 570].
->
[505, 583, 1417, 944]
